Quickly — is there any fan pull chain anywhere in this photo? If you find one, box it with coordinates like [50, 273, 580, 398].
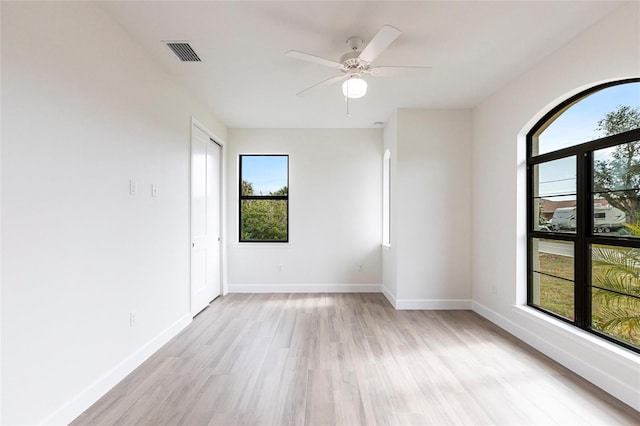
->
[345, 96, 350, 117]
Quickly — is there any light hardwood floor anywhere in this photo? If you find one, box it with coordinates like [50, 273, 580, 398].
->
[72, 293, 640, 425]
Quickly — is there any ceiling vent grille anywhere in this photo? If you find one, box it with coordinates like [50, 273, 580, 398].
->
[165, 42, 201, 62]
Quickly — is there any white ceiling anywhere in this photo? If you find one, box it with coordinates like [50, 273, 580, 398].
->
[99, 1, 621, 129]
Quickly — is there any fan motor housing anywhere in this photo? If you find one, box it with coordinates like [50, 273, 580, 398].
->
[340, 36, 369, 70]
[345, 36, 363, 51]
[340, 55, 369, 71]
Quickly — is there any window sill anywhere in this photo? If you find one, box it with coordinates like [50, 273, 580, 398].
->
[381, 243, 391, 249]
[232, 242, 293, 248]
[512, 304, 640, 365]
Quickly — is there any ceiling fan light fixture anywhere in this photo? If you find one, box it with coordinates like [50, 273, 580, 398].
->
[342, 76, 367, 99]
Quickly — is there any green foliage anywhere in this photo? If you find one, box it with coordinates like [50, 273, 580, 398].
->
[538, 203, 546, 226]
[242, 180, 255, 196]
[539, 250, 640, 347]
[623, 221, 640, 236]
[270, 186, 288, 196]
[594, 304, 640, 336]
[593, 105, 640, 223]
[596, 105, 640, 136]
[592, 222, 640, 346]
[241, 180, 288, 241]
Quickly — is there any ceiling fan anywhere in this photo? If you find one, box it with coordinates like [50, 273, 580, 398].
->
[286, 25, 431, 99]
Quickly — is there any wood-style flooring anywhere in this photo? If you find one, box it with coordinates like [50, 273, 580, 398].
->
[72, 293, 640, 425]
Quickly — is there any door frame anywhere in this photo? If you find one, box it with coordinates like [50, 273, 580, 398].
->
[190, 118, 227, 313]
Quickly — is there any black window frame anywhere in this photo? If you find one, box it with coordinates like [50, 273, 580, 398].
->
[239, 154, 289, 243]
[527, 78, 640, 355]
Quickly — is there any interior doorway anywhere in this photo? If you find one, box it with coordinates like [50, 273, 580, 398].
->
[190, 123, 222, 316]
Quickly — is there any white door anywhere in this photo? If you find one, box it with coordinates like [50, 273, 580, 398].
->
[191, 125, 221, 316]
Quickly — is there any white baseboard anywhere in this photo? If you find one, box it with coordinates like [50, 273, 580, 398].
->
[395, 298, 472, 310]
[227, 283, 382, 293]
[380, 285, 397, 308]
[229, 285, 472, 311]
[472, 301, 640, 412]
[41, 314, 192, 425]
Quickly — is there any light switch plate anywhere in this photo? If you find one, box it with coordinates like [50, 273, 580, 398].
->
[129, 179, 137, 196]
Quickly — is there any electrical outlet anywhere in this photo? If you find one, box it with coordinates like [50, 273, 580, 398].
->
[151, 184, 159, 198]
[130, 310, 137, 327]
[129, 179, 138, 196]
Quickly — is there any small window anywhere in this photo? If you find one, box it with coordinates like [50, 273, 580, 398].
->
[239, 155, 289, 242]
[383, 150, 391, 246]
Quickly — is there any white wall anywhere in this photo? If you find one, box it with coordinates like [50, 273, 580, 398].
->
[1, 2, 227, 424]
[471, 3, 640, 411]
[383, 109, 472, 309]
[226, 129, 382, 292]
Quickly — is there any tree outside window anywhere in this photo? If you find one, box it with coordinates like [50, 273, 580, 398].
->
[239, 155, 289, 242]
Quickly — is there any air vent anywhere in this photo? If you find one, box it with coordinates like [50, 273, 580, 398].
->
[165, 42, 201, 62]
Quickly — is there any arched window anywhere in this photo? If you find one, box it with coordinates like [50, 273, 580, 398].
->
[527, 79, 640, 353]
[383, 149, 391, 246]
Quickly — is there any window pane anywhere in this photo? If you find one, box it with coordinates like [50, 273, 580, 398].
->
[535, 196, 576, 232]
[591, 244, 640, 293]
[531, 237, 575, 319]
[592, 244, 640, 348]
[533, 82, 640, 156]
[533, 157, 576, 232]
[531, 272, 574, 320]
[592, 288, 640, 349]
[241, 156, 288, 196]
[532, 238, 573, 281]
[592, 142, 640, 234]
[593, 141, 640, 192]
[534, 157, 576, 198]
[590, 198, 631, 235]
[240, 199, 288, 241]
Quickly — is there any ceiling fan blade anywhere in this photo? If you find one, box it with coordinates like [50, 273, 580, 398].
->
[358, 25, 401, 64]
[296, 74, 347, 96]
[369, 66, 432, 77]
[285, 50, 342, 69]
